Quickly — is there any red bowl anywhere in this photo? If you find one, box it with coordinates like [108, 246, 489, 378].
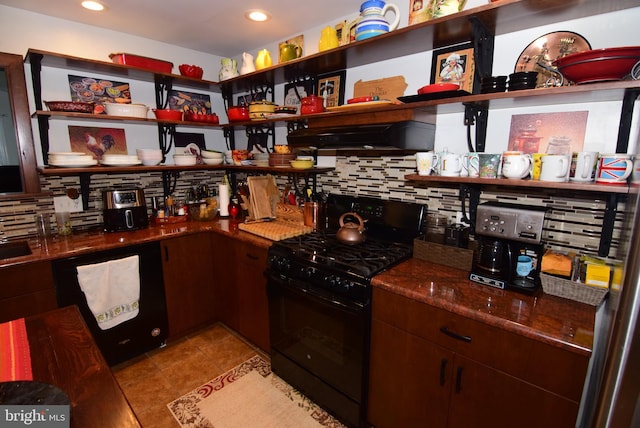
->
[178, 64, 204, 79]
[227, 106, 249, 122]
[153, 109, 183, 121]
[417, 83, 460, 94]
[553, 46, 640, 84]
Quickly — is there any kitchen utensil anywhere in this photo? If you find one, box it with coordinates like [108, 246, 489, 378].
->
[355, 0, 400, 41]
[290, 159, 314, 169]
[45, 101, 94, 113]
[569, 152, 598, 182]
[109, 53, 173, 73]
[256, 49, 272, 70]
[178, 64, 204, 79]
[104, 103, 148, 118]
[502, 152, 531, 179]
[463, 152, 480, 177]
[240, 52, 255, 75]
[596, 153, 633, 184]
[300, 95, 325, 114]
[514, 31, 591, 88]
[508, 71, 539, 91]
[279, 43, 302, 62]
[416, 151, 437, 176]
[227, 106, 249, 122]
[269, 153, 296, 167]
[303, 201, 326, 231]
[249, 101, 276, 120]
[439, 152, 463, 177]
[319, 26, 340, 52]
[397, 90, 470, 104]
[426, 212, 448, 244]
[539, 154, 570, 182]
[173, 154, 197, 166]
[478, 153, 501, 178]
[553, 46, 640, 84]
[337, 212, 366, 245]
[417, 83, 460, 94]
[153, 109, 182, 121]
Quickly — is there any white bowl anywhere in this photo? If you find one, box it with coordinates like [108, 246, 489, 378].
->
[173, 154, 197, 166]
[203, 157, 224, 165]
[201, 150, 224, 159]
[105, 103, 149, 118]
[136, 148, 163, 159]
[141, 158, 162, 166]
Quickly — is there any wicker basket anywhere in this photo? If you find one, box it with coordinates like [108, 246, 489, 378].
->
[539, 273, 608, 306]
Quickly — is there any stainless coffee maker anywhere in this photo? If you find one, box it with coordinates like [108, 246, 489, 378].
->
[469, 202, 546, 294]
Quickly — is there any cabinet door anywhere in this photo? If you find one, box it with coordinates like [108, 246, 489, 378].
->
[162, 234, 215, 339]
[368, 318, 452, 428]
[234, 240, 270, 352]
[210, 233, 238, 329]
[0, 261, 57, 323]
[447, 355, 579, 428]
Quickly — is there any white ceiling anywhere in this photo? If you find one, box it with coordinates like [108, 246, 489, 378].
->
[0, 0, 359, 57]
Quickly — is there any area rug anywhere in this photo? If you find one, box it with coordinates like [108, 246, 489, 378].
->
[167, 354, 346, 428]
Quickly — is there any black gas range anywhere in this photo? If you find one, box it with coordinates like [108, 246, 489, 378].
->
[266, 194, 426, 427]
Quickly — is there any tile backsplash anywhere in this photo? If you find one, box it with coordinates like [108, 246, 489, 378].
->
[0, 155, 630, 263]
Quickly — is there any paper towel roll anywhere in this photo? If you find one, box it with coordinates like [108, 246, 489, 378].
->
[218, 184, 230, 217]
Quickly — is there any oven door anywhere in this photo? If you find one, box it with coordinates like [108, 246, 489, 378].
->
[267, 271, 369, 427]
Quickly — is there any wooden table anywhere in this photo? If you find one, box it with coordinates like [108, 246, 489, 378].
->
[24, 305, 141, 427]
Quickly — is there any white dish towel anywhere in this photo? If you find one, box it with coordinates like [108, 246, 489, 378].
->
[76, 255, 140, 330]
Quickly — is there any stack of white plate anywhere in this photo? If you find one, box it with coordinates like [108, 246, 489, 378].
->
[100, 154, 142, 166]
[48, 152, 97, 167]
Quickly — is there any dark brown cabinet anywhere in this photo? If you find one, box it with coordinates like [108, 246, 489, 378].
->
[161, 234, 216, 340]
[367, 287, 589, 428]
[211, 233, 270, 352]
[0, 260, 57, 323]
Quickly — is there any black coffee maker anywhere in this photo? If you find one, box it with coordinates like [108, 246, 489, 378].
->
[470, 202, 546, 294]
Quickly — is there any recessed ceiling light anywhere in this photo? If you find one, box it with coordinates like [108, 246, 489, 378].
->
[245, 9, 270, 22]
[81, 1, 105, 11]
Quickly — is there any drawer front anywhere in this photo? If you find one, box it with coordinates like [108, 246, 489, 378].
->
[1, 261, 56, 299]
[372, 287, 588, 401]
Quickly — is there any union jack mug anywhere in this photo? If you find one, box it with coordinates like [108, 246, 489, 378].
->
[596, 154, 633, 184]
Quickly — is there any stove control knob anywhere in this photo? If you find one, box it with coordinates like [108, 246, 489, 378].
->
[301, 266, 316, 279]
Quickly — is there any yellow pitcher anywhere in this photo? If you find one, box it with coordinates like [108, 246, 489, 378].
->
[255, 49, 272, 70]
[319, 26, 339, 52]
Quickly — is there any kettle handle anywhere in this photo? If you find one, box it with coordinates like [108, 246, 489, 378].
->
[339, 212, 365, 231]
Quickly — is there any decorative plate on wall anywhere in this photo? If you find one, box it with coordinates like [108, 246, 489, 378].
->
[514, 31, 591, 88]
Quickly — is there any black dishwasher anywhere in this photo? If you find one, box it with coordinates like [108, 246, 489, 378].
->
[52, 241, 168, 366]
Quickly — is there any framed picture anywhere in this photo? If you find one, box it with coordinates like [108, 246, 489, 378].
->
[317, 71, 346, 108]
[283, 80, 316, 113]
[430, 43, 476, 94]
[68, 126, 127, 160]
[167, 90, 211, 114]
[68, 75, 131, 114]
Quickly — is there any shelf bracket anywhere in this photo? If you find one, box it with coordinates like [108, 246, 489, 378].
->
[154, 77, 173, 109]
[469, 16, 495, 91]
[615, 88, 640, 153]
[157, 124, 175, 162]
[162, 171, 180, 197]
[599, 193, 625, 257]
[79, 173, 91, 210]
[459, 184, 480, 234]
[246, 123, 275, 152]
[463, 103, 488, 152]
[287, 120, 308, 134]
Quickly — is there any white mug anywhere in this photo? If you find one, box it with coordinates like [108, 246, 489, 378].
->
[416, 151, 438, 176]
[502, 153, 531, 179]
[570, 151, 598, 182]
[539, 154, 570, 182]
[464, 152, 480, 177]
[440, 153, 463, 177]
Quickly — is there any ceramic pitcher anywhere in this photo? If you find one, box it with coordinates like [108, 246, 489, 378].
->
[255, 49, 272, 70]
[239, 52, 255, 75]
[355, 0, 400, 41]
[319, 26, 340, 51]
[218, 58, 238, 80]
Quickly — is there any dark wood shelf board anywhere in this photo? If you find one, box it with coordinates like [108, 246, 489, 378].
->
[405, 174, 630, 194]
[38, 165, 334, 176]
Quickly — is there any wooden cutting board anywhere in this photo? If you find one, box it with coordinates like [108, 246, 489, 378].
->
[353, 76, 408, 102]
[247, 175, 279, 220]
[238, 220, 313, 241]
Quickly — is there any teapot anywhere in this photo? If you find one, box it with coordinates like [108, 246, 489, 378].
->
[355, 0, 400, 41]
[280, 44, 302, 63]
[337, 212, 366, 245]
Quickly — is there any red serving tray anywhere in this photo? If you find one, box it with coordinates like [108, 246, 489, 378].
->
[109, 53, 173, 74]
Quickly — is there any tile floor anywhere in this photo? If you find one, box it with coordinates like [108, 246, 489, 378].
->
[112, 322, 266, 427]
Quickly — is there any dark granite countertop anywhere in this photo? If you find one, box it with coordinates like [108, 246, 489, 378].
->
[371, 258, 596, 357]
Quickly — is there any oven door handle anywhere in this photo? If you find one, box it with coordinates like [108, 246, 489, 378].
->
[267, 273, 367, 313]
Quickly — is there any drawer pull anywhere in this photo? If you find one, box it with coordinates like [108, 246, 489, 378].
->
[455, 366, 464, 393]
[439, 326, 472, 343]
[440, 358, 448, 386]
